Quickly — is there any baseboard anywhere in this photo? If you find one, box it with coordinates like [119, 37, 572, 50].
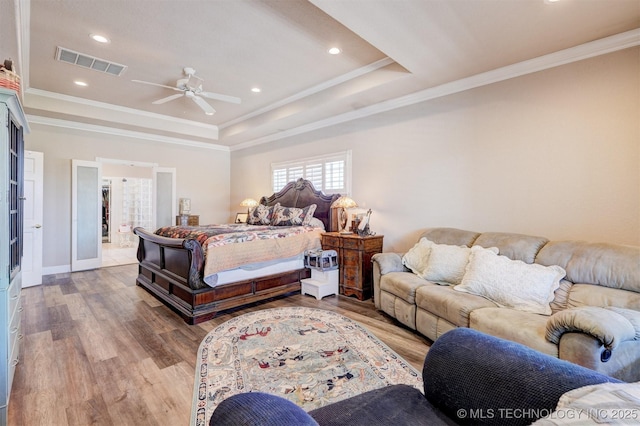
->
[42, 264, 71, 276]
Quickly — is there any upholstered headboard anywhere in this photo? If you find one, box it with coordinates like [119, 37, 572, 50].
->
[259, 178, 340, 232]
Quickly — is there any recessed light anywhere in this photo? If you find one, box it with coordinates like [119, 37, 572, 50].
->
[328, 47, 341, 55]
[90, 34, 110, 43]
[74, 80, 88, 87]
[251, 87, 261, 93]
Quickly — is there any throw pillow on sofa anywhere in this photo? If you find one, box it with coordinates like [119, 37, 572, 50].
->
[455, 246, 566, 315]
[402, 238, 498, 285]
[421, 242, 498, 285]
[532, 381, 640, 425]
[402, 237, 432, 277]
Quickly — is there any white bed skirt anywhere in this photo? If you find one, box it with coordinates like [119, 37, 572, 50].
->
[204, 257, 305, 287]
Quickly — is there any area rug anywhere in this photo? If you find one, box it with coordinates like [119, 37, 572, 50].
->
[191, 307, 423, 426]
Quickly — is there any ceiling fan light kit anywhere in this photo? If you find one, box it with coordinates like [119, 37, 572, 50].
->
[132, 67, 241, 116]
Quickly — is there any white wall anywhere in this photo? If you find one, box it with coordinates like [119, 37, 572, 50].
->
[231, 48, 640, 252]
[24, 126, 230, 270]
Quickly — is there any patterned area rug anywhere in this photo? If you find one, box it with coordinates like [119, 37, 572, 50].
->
[191, 307, 423, 426]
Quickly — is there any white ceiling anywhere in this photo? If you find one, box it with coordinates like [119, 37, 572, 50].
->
[2, 0, 639, 150]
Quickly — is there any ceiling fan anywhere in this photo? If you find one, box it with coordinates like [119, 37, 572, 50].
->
[132, 67, 241, 115]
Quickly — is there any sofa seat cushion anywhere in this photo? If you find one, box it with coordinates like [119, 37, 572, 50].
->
[416, 285, 497, 327]
[567, 283, 640, 310]
[470, 307, 558, 358]
[380, 272, 430, 304]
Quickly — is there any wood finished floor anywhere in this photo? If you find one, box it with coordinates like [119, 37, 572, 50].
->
[8, 264, 431, 425]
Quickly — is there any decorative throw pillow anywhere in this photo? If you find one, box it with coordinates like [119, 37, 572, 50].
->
[532, 381, 640, 425]
[455, 246, 566, 315]
[422, 243, 498, 285]
[271, 204, 317, 226]
[402, 237, 432, 276]
[247, 203, 279, 225]
[402, 238, 498, 285]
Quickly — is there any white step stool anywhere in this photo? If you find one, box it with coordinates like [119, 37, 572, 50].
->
[301, 269, 339, 300]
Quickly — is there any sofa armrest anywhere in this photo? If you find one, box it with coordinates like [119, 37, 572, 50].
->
[372, 253, 407, 309]
[546, 307, 640, 357]
[557, 333, 640, 382]
[208, 392, 319, 426]
[371, 252, 406, 275]
[423, 328, 621, 426]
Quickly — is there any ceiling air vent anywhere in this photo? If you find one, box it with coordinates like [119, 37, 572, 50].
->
[55, 46, 127, 76]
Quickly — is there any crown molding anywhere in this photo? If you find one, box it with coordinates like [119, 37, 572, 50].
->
[231, 28, 640, 151]
[25, 88, 220, 131]
[27, 115, 229, 151]
[219, 57, 396, 130]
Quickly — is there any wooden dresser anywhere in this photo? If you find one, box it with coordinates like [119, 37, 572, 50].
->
[321, 232, 383, 301]
[0, 89, 27, 424]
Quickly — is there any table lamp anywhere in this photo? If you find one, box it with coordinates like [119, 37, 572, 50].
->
[240, 198, 259, 214]
[332, 196, 358, 234]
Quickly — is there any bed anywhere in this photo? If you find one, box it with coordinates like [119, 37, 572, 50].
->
[133, 179, 340, 324]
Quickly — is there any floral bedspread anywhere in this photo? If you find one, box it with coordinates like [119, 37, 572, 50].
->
[155, 224, 322, 286]
[155, 223, 273, 245]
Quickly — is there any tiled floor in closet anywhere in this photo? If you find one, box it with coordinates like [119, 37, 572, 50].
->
[101, 240, 138, 267]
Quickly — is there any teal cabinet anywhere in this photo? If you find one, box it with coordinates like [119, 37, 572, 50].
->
[0, 88, 28, 424]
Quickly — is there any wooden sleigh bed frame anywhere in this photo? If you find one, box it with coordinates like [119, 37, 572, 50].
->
[133, 179, 340, 324]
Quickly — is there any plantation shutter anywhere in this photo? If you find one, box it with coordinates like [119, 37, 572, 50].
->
[271, 151, 351, 194]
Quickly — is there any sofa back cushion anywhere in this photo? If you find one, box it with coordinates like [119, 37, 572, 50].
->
[536, 241, 640, 293]
[473, 232, 548, 264]
[567, 284, 640, 310]
[419, 228, 479, 247]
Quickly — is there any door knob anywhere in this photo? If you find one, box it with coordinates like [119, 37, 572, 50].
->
[33, 224, 42, 229]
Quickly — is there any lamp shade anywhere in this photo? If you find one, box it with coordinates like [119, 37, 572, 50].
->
[332, 196, 358, 209]
[240, 198, 259, 208]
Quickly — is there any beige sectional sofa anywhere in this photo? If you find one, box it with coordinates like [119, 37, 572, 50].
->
[372, 227, 640, 381]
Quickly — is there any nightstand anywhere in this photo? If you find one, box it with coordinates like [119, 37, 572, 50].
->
[176, 215, 199, 226]
[321, 232, 384, 301]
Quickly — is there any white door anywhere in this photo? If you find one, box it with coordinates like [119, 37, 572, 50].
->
[153, 167, 176, 229]
[22, 151, 44, 287]
[71, 159, 102, 271]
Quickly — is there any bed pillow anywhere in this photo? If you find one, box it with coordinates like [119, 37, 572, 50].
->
[247, 203, 279, 225]
[307, 217, 325, 230]
[271, 204, 317, 226]
[455, 246, 566, 315]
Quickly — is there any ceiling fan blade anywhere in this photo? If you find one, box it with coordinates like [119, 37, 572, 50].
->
[191, 95, 216, 115]
[132, 79, 183, 92]
[199, 91, 241, 104]
[152, 93, 184, 104]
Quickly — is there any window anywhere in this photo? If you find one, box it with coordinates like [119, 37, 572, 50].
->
[272, 151, 351, 194]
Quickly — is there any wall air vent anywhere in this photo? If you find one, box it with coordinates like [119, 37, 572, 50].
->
[55, 46, 127, 76]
